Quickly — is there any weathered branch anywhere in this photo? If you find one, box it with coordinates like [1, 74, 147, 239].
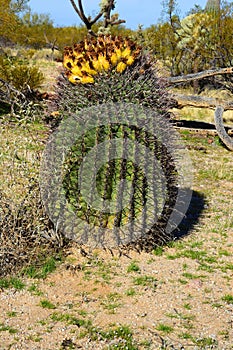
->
[107, 19, 125, 26]
[69, 0, 103, 30]
[103, 0, 114, 27]
[214, 106, 233, 151]
[168, 67, 233, 84]
[43, 31, 59, 52]
[173, 93, 233, 110]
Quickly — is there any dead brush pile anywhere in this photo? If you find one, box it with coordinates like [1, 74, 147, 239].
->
[0, 180, 65, 277]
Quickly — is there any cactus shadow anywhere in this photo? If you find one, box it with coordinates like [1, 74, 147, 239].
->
[173, 190, 206, 240]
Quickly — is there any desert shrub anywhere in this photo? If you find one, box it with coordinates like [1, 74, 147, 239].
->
[0, 185, 65, 277]
[0, 54, 44, 92]
[17, 48, 37, 60]
[0, 53, 46, 118]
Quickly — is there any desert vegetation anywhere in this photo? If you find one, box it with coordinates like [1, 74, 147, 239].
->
[0, 0, 232, 349]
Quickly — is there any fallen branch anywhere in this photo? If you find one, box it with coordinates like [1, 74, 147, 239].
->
[215, 106, 233, 150]
[173, 93, 233, 111]
[168, 67, 233, 84]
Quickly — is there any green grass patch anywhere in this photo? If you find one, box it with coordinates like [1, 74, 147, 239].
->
[156, 323, 174, 334]
[39, 299, 56, 309]
[0, 277, 25, 290]
[221, 294, 233, 304]
[194, 337, 217, 347]
[127, 261, 140, 273]
[6, 311, 17, 317]
[28, 283, 44, 296]
[0, 323, 18, 334]
[133, 275, 157, 287]
[125, 288, 136, 296]
[153, 246, 165, 256]
[22, 255, 63, 279]
[101, 292, 122, 313]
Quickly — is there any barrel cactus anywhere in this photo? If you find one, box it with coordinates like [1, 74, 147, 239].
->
[45, 35, 190, 251]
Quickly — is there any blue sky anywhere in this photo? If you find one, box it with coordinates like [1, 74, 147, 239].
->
[28, 0, 207, 29]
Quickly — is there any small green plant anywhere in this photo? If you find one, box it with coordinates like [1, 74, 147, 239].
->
[153, 246, 164, 256]
[156, 323, 174, 334]
[39, 299, 56, 309]
[178, 278, 188, 285]
[127, 261, 140, 273]
[50, 312, 72, 323]
[212, 302, 222, 308]
[28, 283, 44, 296]
[182, 272, 207, 280]
[183, 303, 192, 310]
[27, 334, 42, 342]
[218, 249, 230, 257]
[0, 323, 18, 334]
[218, 330, 229, 339]
[133, 275, 157, 288]
[10, 277, 25, 289]
[101, 292, 122, 313]
[220, 263, 233, 273]
[23, 256, 62, 279]
[50, 312, 92, 328]
[221, 294, 233, 304]
[99, 325, 137, 349]
[194, 337, 217, 347]
[6, 311, 17, 317]
[139, 339, 152, 348]
[0, 277, 25, 290]
[125, 288, 136, 296]
[77, 309, 88, 317]
[179, 332, 194, 340]
[0, 278, 11, 289]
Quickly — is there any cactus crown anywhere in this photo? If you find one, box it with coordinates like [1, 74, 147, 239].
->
[63, 35, 142, 84]
[51, 34, 177, 124]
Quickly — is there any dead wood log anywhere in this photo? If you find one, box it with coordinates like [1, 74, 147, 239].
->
[173, 93, 233, 111]
[214, 106, 233, 151]
[168, 67, 233, 84]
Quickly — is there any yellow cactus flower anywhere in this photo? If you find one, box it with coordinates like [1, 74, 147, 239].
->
[126, 56, 135, 66]
[115, 48, 122, 60]
[82, 60, 97, 76]
[121, 47, 131, 59]
[116, 61, 127, 73]
[67, 71, 94, 85]
[110, 52, 119, 66]
[98, 54, 110, 71]
[92, 57, 103, 72]
[70, 64, 83, 76]
[63, 58, 74, 70]
[80, 74, 95, 84]
[67, 73, 81, 84]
